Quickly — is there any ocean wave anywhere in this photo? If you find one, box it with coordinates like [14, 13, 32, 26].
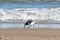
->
[0, 8, 60, 21]
[0, 0, 60, 4]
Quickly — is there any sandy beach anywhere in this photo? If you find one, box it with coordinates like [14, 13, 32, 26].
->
[0, 28, 60, 40]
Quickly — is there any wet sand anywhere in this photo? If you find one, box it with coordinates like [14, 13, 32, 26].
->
[0, 28, 60, 40]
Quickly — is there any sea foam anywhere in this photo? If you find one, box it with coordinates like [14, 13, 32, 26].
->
[0, 8, 60, 21]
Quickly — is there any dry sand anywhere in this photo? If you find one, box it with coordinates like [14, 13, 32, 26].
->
[0, 28, 60, 40]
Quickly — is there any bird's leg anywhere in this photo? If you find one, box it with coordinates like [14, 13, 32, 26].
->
[29, 26, 30, 28]
[24, 25, 25, 28]
[30, 25, 33, 28]
[31, 24, 34, 28]
[29, 25, 31, 28]
[33, 24, 34, 28]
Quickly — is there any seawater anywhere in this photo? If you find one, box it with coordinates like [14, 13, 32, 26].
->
[0, 3, 60, 9]
[0, 2, 60, 29]
[0, 21, 60, 29]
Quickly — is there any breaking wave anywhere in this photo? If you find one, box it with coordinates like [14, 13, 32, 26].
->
[0, 8, 60, 21]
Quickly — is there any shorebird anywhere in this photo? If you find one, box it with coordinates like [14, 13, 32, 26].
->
[24, 20, 37, 28]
